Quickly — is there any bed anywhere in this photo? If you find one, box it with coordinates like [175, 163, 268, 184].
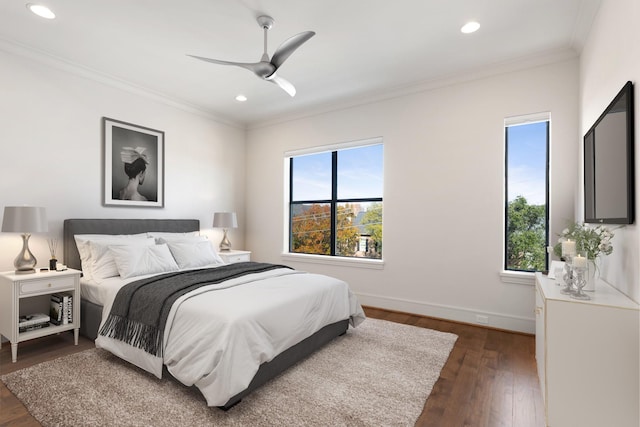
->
[63, 218, 365, 409]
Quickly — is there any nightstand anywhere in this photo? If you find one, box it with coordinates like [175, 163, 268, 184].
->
[218, 250, 251, 264]
[0, 268, 81, 362]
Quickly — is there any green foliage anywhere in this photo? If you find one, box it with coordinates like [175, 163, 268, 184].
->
[336, 205, 360, 257]
[506, 196, 547, 271]
[360, 203, 383, 258]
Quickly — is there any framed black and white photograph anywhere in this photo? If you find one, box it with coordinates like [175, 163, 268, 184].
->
[103, 117, 164, 207]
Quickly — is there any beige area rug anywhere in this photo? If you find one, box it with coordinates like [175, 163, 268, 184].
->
[2, 318, 457, 427]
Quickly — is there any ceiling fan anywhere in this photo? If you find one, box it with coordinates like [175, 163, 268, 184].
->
[188, 15, 315, 97]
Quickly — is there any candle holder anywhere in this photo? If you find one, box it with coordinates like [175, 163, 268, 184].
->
[570, 251, 590, 300]
[560, 240, 577, 293]
[560, 256, 575, 295]
[570, 264, 590, 300]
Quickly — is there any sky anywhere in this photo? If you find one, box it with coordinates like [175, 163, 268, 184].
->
[506, 121, 548, 205]
[290, 128, 546, 207]
[291, 144, 383, 201]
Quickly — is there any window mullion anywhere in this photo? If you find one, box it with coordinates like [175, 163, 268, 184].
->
[289, 157, 294, 253]
[544, 121, 550, 271]
[330, 151, 338, 256]
[504, 127, 509, 271]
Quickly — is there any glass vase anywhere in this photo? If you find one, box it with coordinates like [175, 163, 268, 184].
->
[583, 258, 598, 291]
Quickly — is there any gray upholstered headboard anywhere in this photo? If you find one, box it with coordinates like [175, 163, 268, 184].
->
[63, 219, 200, 271]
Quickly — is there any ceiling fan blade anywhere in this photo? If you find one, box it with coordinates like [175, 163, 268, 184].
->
[187, 17, 312, 96]
[187, 55, 263, 74]
[270, 31, 315, 70]
[265, 73, 296, 97]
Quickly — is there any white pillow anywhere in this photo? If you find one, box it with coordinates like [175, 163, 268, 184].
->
[109, 243, 179, 279]
[89, 239, 156, 281]
[167, 240, 225, 269]
[74, 233, 148, 280]
[154, 235, 208, 245]
[147, 231, 200, 241]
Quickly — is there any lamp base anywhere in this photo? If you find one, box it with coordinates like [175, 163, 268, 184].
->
[14, 233, 38, 275]
[219, 228, 232, 252]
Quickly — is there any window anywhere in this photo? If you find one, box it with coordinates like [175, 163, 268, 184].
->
[288, 141, 383, 259]
[504, 115, 549, 272]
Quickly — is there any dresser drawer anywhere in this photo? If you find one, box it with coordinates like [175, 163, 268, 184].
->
[19, 276, 75, 296]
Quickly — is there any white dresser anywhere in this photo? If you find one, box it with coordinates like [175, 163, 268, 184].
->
[535, 272, 639, 427]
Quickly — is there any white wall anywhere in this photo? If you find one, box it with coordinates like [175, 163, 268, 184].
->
[245, 59, 580, 333]
[580, 0, 640, 303]
[0, 48, 246, 271]
[0, 39, 590, 335]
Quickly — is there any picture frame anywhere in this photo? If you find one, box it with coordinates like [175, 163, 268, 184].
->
[103, 117, 164, 207]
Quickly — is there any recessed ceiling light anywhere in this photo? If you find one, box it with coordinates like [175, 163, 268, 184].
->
[461, 21, 480, 34]
[235, 94, 247, 102]
[27, 3, 56, 19]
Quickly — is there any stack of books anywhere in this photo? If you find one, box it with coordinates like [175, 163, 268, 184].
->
[18, 313, 51, 333]
[50, 292, 73, 325]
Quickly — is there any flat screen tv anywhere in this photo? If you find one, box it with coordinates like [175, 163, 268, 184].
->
[584, 80, 635, 224]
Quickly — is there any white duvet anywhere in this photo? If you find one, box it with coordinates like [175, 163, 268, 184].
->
[94, 266, 365, 406]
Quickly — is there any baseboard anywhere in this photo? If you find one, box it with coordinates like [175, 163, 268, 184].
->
[356, 292, 535, 334]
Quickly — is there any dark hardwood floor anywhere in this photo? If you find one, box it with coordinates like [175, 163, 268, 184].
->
[365, 307, 545, 427]
[0, 307, 545, 427]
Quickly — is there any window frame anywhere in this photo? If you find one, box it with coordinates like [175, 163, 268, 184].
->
[503, 113, 550, 275]
[284, 138, 384, 265]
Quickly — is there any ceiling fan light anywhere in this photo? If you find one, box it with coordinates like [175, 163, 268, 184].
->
[461, 21, 480, 34]
[27, 4, 56, 19]
[235, 94, 247, 102]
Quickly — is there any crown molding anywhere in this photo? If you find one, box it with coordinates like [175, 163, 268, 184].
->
[247, 47, 579, 130]
[0, 36, 244, 129]
[570, 0, 602, 52]
[0, 35, 580, 132]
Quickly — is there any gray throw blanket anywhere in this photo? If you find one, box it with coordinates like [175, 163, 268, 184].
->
[98, 262, 292, 357]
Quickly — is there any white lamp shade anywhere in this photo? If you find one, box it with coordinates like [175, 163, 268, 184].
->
[2, 206, 48, 233]
[213, 212, 237, 228]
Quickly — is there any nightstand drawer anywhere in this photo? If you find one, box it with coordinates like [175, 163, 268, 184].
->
[19, 276, 75, 296]
[224, 253, 250, 263]
[218, 250, 251, 264]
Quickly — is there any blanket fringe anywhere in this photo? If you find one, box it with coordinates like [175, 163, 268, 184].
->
[99, 314, 163, 357]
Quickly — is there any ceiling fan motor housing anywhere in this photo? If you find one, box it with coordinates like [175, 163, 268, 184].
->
[257, 15, 275, 30]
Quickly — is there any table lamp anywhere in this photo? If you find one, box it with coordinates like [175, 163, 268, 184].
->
[213, 212, 237, 251]
[1, 206, 48, 274]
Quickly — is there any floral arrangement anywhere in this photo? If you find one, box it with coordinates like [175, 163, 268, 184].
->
[552, 222, 614, 260]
